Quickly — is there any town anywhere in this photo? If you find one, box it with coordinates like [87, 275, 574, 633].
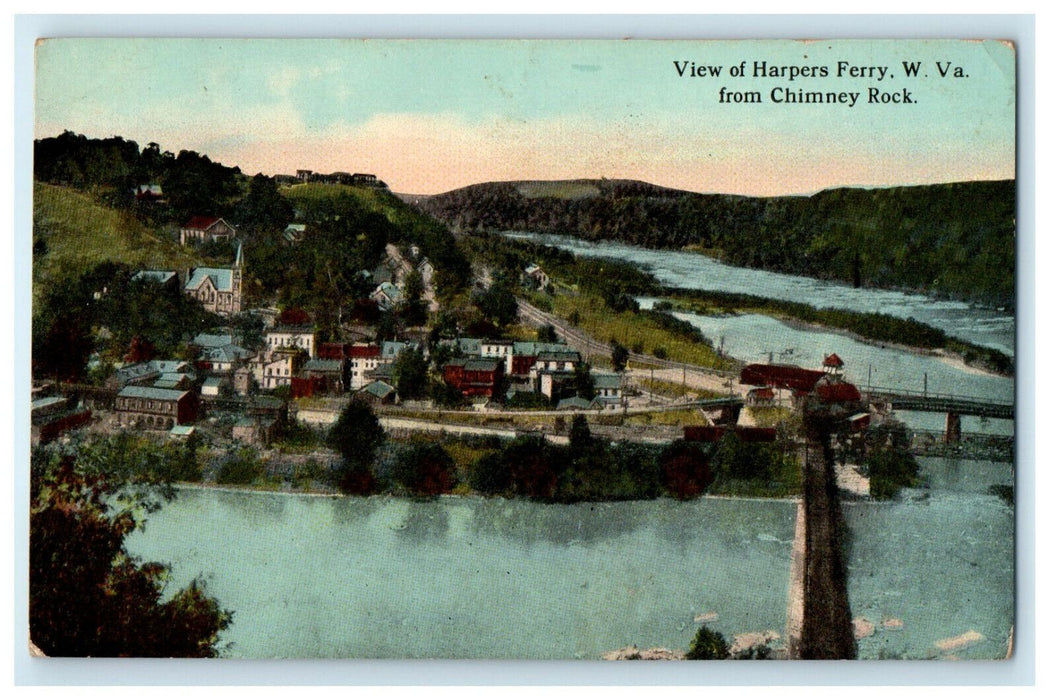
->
[33, 148, 1006, 503]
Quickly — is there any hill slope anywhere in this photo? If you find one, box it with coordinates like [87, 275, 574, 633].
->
[414, 179, 1016, 307]
[32, 182, 200, 305]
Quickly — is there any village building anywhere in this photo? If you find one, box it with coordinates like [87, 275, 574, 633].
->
[531, 350, 581, 379]
[538, 370, 576, 401]
[443, 358, 503, 397]
[556, 396, 603, 411]
[481, 339, 514, 362]
[358, 380, 398, 406]
[132, 184, 165, 203]
[250, 348, 304, 391]
[823, 353, 846, 376]
[746, 386, 777, 407]
[115, 385, 197, 429]
[200, 375, 229, 398]
[107, 360, 197, 391]
[130, 269, 179, 291]
[347, 344, 383, 391]
[300, 358, 345, 394]
[232, 415, 280, 447]
[265, 324, 316, 358]
[184, 241, 243, 315]
[179, 216, 236, 246]
[370, 282, 403, 311]
[592, 372, 624, 407]
[523, 263, 550, 291]
[283, 223, 307, 244]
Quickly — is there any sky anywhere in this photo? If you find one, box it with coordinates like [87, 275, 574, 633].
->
[34, 38, 1016, 196]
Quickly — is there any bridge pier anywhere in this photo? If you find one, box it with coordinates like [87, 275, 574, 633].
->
[719, 404, 741, 425]
[944, 412, 962, 444]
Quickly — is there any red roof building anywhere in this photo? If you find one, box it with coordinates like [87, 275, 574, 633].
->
[180, 216, 236, 246]
[741, 364, 826, 392]
[823, 353, 845, 374]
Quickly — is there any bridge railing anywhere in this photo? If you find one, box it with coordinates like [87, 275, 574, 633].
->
[862, 385, 1013, 407]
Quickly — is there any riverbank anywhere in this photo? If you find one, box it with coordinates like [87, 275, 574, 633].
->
[661, 289, 1013, 378]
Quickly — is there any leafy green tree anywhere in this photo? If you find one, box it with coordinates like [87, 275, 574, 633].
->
[392, 443, 457, 497]
[610, 340, 629, 373]
[30, 458, 231, 657]
[393, 347, 430, 400]
[234, 173, 293, 235]
[573, 362, 596, 400]
[215, 447, 265, 485]
[568, 414, 593, 460]
[468, 452, 512, 495]
[865, 448, 920, 499]
[537, 324, 558, 343]
[687, 625, 730, 660]
[474, 275, 518, 327]
[327, 399, 386, 494]
[400, 269, 429, 327]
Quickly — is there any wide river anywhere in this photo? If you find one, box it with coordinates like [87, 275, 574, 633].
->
[124, 231, 1016, 660]
[505, 231, 1015, 356]
[126, 457, 1013, 660]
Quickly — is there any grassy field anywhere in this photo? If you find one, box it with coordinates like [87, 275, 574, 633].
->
[33, 183, 200, 304]
[515, 181, 602, 200]
[281, 182, 446, 237]
[548, 292, 740, 371]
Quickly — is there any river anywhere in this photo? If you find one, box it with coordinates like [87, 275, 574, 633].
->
[126, 491, 797, 659]
[125, 456, 1013, 660]
[505, 231, 1015, 356]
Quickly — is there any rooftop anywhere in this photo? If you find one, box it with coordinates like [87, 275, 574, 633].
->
[185, 267, 234, 293]
[117, 385, 190, 402]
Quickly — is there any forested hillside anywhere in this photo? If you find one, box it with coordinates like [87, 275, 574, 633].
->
[414, 178, 1016, 307]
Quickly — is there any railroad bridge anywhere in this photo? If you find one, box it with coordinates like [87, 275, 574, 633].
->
[863, 387, 1014, 444]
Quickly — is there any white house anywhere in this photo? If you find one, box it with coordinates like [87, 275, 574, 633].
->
[265, 324, 316, 358]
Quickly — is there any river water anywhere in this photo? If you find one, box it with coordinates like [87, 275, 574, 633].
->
[123, 230, 1015, 660]
[505, 231, 1015, 356]
[126, 492, 797, 659]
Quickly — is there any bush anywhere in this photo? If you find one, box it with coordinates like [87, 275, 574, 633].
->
[659, 440, 714, 499]
[215, 447, 264, 485]
[687, 625, 729, 660]
[865, 448, 919, 499]
[393, 443, 457, 497]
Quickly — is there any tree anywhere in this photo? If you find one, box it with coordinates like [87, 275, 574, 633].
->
[686, 625, 730, 660]
[30, 458, 231, 657]
[660, 440, 714, 499]
[234, 173, 293, 235]
[392, 443, 456, 497]
[327, 400, 386, 494]
[473, 275, 518, 327]
[610, 339, 629, 373]
[537, 324, 558, 343]
[568, 414, 593, 460]
[400, 269, 429, 327]
[573, 362, 596, 400]
[392, 347, 430, 400]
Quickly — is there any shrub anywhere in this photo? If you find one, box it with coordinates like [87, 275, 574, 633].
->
[687, 625, 729, 660]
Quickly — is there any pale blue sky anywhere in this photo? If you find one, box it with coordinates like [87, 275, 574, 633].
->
[35, 39, 1016, 195]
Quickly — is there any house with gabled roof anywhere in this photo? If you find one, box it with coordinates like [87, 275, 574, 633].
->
[371, 282, 403, 311]
[130, 269, 179, 291]
[180, 216, 236, 246]
[184, 240, 243, 315]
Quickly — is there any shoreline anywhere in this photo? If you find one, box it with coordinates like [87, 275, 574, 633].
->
[172, 480, 802, 505]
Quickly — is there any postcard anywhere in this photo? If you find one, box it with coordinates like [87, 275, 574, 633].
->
[29, 37, 1015, 662]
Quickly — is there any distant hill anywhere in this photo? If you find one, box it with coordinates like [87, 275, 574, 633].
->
[414, 178, 1016, 307]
